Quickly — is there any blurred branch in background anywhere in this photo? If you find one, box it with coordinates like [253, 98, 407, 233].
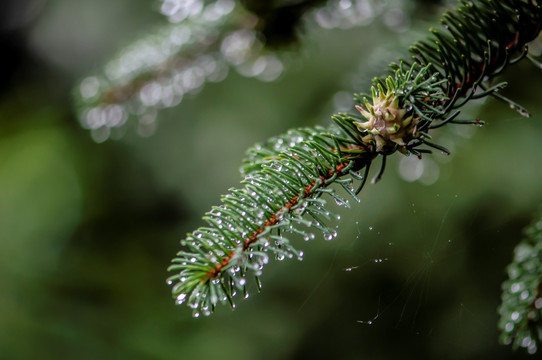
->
[500, 207, 542, 354]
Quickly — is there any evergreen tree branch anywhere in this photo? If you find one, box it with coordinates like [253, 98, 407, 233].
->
[499, 207, 542, 354]
[168, 0, 542, 319]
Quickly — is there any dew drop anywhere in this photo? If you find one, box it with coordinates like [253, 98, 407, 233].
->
[521, 336, 532, 348]
[176, 293, 187, 304]
[210, 294, 218, 304]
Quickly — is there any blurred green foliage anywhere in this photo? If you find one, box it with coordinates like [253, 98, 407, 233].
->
[1, 0, 542, 359]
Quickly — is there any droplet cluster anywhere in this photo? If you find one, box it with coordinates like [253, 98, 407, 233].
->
[168, 122, 372, 316]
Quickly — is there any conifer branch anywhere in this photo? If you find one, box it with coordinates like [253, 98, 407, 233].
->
[168, 0, 542, 319]
[499, 208, 542, 354]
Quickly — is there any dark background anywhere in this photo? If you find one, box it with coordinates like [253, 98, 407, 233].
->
[1, 0, 542, 359]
